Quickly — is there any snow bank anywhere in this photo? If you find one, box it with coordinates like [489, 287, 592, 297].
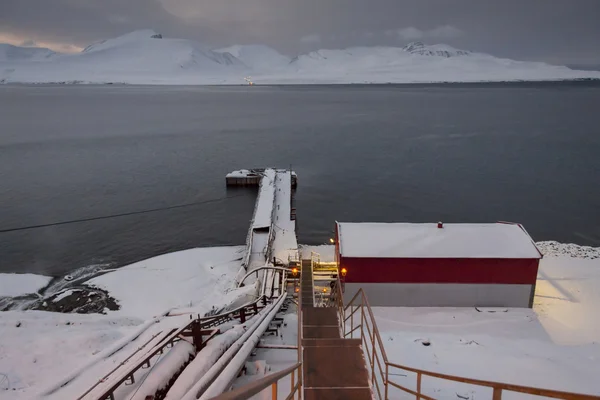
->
[88, 246, 245, 319]
[0, 273, 52, 297]
[373, 243, 600, 398]
[0, 310, 141, 397]
[2, 31, 600, 84]
[536, 240, 600, 259]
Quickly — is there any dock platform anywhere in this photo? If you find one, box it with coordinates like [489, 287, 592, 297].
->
[226, 168, 297, 188]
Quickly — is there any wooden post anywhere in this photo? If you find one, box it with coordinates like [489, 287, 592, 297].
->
[191, 320, 203, 352]
[272, 381, 278, 400]
[492, 387, 502, 400]
[240, 308, 246, 323]
[416, 372, 422, 400]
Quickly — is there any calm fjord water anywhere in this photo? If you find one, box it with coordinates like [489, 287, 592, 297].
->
[1, 83, 599, 275]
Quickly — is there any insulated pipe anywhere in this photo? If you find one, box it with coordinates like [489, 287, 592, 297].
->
[198, 293, 288, 399]
[180, 293, 286, 400]
[237, 266, 293, 288]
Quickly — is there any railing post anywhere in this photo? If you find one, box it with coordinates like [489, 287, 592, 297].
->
[272, 381, 278, 400]
[240, 307, 246, 323]
[291, 369, 295, 399]
[371, 324, 376, 384]
[385, 363, 389, 400]
[350, 304, 354, 338]
[492, 387, 502, 400]
[416, 372, 421, 400]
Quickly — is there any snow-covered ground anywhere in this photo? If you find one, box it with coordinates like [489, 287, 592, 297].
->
[0, 245, 257, 399]
[0, 273, 52, 298]
[2, 30, 599, 85]
[1, 241, 599, 398]
[373, 242, 600, 399]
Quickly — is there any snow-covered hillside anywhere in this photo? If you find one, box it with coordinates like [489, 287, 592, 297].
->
[1, 30, 246, 84]
[0, 43, 56, 62]
[215, 44, 291, 71]
[1, 30, 599, 84]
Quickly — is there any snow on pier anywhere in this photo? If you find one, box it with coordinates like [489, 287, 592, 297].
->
[233, 168, 298, 295]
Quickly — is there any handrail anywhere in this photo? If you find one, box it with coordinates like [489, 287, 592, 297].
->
[208, 266, 303, 400]
[207, 363, 302, 400]
[339, 286, 599, 400]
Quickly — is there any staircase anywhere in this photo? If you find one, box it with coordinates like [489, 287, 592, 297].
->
[301, 260, 372, 399]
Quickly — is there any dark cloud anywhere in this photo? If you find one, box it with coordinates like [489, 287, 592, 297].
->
[1, 0, 599, 63]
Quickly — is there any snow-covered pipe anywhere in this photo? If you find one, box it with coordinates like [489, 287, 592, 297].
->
[199, 293, 287, 399]
[180, 294, 286, 400]
[130, 340, 195, 400]
[164, 322, 252, 400]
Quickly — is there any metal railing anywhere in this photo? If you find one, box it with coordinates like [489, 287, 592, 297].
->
[207, 363, 302, 400]
[210, 269, 304, 400]
[334, 280, 599, 400]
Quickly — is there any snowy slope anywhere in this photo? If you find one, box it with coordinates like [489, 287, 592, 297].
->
[403, 41, 471, 57]
[215, 44, 291, 70]
[0, 273, 52, 297]
[0, 44, 56, 62]
[1, 30, 248, 84]
[1, 31, 600, 84]
[278, 44, 600, 84]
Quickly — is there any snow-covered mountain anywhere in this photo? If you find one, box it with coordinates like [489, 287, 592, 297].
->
[215, 44, 291, 70]
[0, 43, 56, 62]
[402, 42, 470, 57]
[1, 30, 247, 84]
[1, 30, 599, 84]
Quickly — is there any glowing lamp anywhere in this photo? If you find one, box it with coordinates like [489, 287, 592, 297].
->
[341, 268, 347, 277]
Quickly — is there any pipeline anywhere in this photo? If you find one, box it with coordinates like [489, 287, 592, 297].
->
[180, 293, 287, 400]
[199, 293, 288, 399]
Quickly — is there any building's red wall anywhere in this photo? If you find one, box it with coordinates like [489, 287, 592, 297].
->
[340, 257, 539, 285]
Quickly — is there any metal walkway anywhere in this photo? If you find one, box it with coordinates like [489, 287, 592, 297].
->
[300, 260, 372, 400]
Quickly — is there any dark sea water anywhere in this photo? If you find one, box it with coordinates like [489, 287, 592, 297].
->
[1, 82, 599, 276]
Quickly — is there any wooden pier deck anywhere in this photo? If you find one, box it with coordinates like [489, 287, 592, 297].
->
[301, 260, 372, 399]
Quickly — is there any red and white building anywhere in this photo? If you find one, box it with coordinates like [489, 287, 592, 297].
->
[335, 222, 543, 308]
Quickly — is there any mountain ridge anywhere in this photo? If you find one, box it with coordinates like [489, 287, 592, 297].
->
[1, 30, 599, 84]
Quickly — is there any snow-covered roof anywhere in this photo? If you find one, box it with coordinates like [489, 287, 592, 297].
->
[337, 222, 542, 259]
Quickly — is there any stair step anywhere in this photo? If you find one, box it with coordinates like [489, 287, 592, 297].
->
[303, 307, 339, 326]
[304, 388, 372, 400]
[303, 345, 369, 388]
[302, 338, 361, 347]
[303, 326, 340, 339]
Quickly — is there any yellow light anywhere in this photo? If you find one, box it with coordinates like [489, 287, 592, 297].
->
[292, 268, 298, 275]
[322, 288, 327, 293]
[295, 287, 299, 292]
[341, 267, 347, 277]
[329, 238, 335, 244]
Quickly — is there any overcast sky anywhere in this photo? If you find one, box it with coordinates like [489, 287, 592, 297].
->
[1, 0, 599, 64]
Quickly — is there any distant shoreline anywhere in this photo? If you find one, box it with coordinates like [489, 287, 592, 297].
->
[2, 78, 600, 88]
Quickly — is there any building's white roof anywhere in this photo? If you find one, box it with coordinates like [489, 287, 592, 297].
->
[337, 222, 542, 259]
